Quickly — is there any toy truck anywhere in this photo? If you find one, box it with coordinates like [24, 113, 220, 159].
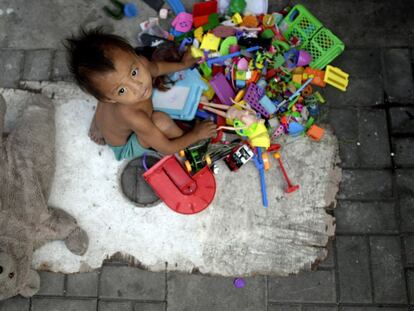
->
[224, 142, 254, 171]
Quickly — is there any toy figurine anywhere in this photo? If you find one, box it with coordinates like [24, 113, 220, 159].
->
[199, 101, 270, 148]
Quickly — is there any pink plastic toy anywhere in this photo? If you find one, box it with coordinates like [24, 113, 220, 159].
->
[172, 12, 193, 33]
[237, 58, 249, 70]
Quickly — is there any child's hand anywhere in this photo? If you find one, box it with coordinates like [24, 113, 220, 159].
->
[193, 120, 217, 140]
[181, 49, 199, 68]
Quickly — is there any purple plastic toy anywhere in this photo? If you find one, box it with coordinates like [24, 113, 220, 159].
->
[210, 73, 235, 106]
[297, 50, 312, 66]
[233, 278, 246, 288]
[243, 83, 270, 118]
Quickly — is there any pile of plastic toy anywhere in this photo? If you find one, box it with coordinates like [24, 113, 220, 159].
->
[140, 1, 350, 212]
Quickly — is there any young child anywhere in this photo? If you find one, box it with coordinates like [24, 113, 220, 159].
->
[66, 28, 217, 160]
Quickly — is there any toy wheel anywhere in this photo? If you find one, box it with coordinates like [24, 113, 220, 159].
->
[179, 150, 186, 157]
[205, 154, 212, 166]
[262, 152, 270, 171]
[302, 84, 313, 97]
[184, 160, 192, 173]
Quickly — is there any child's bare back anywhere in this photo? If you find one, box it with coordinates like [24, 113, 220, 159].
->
[92, 97, 183, 149]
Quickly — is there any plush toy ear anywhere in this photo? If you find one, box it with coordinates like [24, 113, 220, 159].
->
[19, 269, 40, 297]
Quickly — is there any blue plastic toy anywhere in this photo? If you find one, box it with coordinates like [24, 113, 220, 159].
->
[252, 147, 268, 208]
[152, 69, 208, 120]
[206, 46, 260, 67]
[275, 77, 313, 111]
[166, 0, 185, 15]
[123, 3, 138, 17]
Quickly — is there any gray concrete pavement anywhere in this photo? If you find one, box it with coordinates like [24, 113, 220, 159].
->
[1, 0, 414, 310]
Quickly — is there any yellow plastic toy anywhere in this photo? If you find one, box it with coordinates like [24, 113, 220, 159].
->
[201, 77, 215, 100]
[292, 73, 302, 85]
[194, 27, 204, 43]
[324, 65, 349, 91]
[191, 46, 204, 59]
[200, 33, 221, 51]
[231, 13, 243, 25]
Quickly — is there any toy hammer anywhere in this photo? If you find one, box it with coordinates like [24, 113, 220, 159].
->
[273, 152, 299, 194]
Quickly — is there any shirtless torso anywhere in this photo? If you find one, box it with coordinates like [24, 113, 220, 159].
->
[87, 47, 217, 154]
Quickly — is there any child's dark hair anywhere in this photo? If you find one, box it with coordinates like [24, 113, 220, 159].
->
[65, 27, 181, 100]
[65, 27, 135, 100]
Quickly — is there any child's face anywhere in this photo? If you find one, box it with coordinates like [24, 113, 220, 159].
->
[93, 48, 153, 105]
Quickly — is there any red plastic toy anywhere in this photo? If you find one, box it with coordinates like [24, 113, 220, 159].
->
[273, 152, 299, 193]
[192, 0, 217, 28]
[143, 155, 216, 214]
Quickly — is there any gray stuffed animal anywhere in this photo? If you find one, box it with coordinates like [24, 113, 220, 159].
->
[0, 93, 89, 300]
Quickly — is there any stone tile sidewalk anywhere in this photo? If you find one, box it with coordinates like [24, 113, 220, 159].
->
[1, 0, 414, 310]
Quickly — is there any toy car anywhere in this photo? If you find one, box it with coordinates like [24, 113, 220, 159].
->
[224, 142, 254, 171]
[179, 140, 212, 173]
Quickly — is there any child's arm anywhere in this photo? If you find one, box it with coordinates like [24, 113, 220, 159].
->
[126, 111, 216, 154]
[152, 49, 199, 77]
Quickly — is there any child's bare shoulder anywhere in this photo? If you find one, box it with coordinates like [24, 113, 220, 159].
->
[118, 105, 154, 132]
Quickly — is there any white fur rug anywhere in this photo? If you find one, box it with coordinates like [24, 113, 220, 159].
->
[1, 82, 340, 276]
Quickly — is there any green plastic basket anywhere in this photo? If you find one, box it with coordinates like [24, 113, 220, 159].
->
[280, 4, 323, 48]
[305, 28, 345, 69]
[280, 4, 345, 69]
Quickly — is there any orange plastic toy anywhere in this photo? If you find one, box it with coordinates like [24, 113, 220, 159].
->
[304, 68, 326, 88]
[307, 124, 325, 141]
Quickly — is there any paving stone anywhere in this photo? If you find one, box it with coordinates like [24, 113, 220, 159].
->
[335, 201, 397, 234]
[336, 236, 372, 303]
[389, 107, 414, 135]
[52, 50, 73, 81]
[309, 1, 414, 48]
[382, 49, 414, 103]
[22, 49, 53, 81]
[36, 271, 65, 296]
[370, 236, 407, 303]
[0, 296, 30, 311]
[134, 302, 166, 311]
[303, 306, 338, 311]
[98, 301, 132, 311]
[66, 271, 99, 297]
[396, 170, 414, 195]
[358, 109, 391, 168]
[100, 266, 165, 300]
[267, 304, 301, 311]
[338, 141, 360, 168]
[0, 49, 24, 87]
[167, 273, 265, 311]
[404, 235, 414, 266]
[408, 270, 414, 303]
[32, 298, 97, 311]
[400, 196, 414, 233]
[328, 108, 359, 141]
[327, 108, 359, 168]
[318, 240, 335, 269]
[324, 76, 383, 107]
[330, 49, 381, 79]
[393, 138, 414, 167]
[337, 170, 392, 200]
[340, 307, 408, 311]
[268, 271, 336, 303]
